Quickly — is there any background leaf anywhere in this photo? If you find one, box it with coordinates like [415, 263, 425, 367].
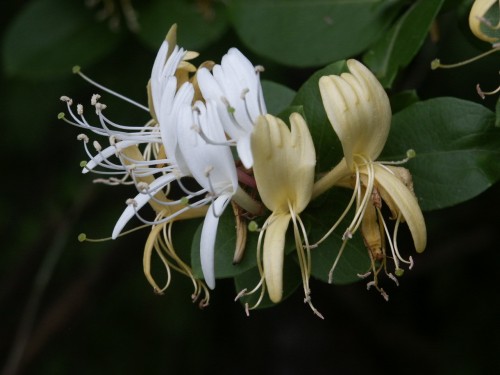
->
[261, 80, 296, 115]
[136, 0, 229, 51]
[228, 0, 403, 67]
[382, 97, 500, 211]
[364, 0, 445, 88]
[2, 0, 122, 79]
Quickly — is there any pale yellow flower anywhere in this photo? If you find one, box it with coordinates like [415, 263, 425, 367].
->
[313, 59, 426, 298]
[238, 113, 322, 317]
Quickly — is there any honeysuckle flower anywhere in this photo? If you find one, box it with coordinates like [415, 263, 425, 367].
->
[237, 113, 322, 317]
[313, 59, 426, 299]
[197, 48, 267, 168]
[59, 25, 218, 305]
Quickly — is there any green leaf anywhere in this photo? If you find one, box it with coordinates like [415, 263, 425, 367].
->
[390, 89, 420, 114]
[228, 0, 402, 67]
[382, 97, 500, 211]
[136, 0, 228, 51]
[261, 80, 296, 115]
[234, 255, 301, 309]
[291, 60, 348, 172]
[2, 0, 122, 79]
[364, 0, 445, 88]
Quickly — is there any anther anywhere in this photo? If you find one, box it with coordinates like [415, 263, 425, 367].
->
[91, 94, 101, 105]
[60, 96, 73, 105]
[95, 103, 107, 112]
[77, 104, 84, 115]
[240, 88, 250, 100]
[234, 288, 247, 301]
[388, 273, 400, 287]
[342, 230, 353, 241]
[408, 256, 414, 270]
[255, 65, 265, 73]
[93, 140, 102, 151]
[366, 281, 375, 290]
[357, 271, 372, 279]
[204, 165, 214, 177]
[137, 181, 149, 192]
[380, 289, 389, 301]
[77, 134, 89, 143]
[126, 198, 138, 207]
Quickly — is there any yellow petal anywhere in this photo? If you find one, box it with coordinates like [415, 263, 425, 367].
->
[251, 113, 316, 213]
[373, 164, 427, 253]
[319, 59, 391, 169]
[469, 0, 499, 43]
[263, 213, 291, 303]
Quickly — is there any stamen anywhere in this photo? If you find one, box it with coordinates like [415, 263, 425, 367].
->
[93, 140, 102, 152]
[77, 134, 89, 143]
[477, 83, 500, 99]
[73, 67, 149, 111]
[91, 94, 101, 105]
[431, 46, 500, 70]
[60, 96, 73, 105]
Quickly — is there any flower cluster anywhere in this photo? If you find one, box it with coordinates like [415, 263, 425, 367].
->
[60, 24, 426, 315]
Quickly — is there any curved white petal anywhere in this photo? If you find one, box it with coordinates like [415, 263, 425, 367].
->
[83, 140, 141, 173]
[176, 100, 237, 195]
[112, 173, 177, 239]
[200, 194, 232, 289]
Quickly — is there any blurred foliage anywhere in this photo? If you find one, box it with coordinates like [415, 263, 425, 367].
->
[1, 0, 500, 374]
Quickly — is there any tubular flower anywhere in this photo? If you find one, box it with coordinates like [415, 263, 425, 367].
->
[313, 59, 426, 299]
[197, 48, 267, 169]
[238, 113, 322, 317]
[59, 25, 220, 305]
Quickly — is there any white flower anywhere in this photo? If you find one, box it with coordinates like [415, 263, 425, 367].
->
[197, 48, 267, 168]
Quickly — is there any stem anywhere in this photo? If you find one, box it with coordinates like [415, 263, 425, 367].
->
[232, 186, 263, 216]
[311, 159, 350, 200]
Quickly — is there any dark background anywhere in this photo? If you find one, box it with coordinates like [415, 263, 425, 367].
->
[1, 1, 499, 374]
